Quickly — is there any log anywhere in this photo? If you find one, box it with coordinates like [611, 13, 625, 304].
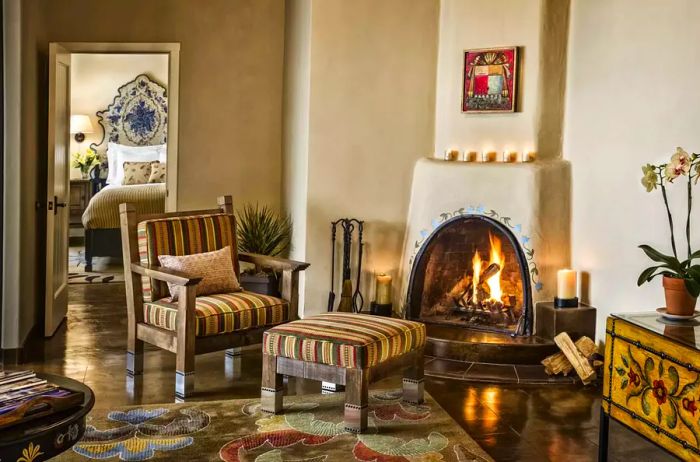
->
[553, 333, 597, 385]
[542, 336, 596, 376]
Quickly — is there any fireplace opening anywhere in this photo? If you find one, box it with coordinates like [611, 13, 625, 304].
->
[407, 215, 532, 335]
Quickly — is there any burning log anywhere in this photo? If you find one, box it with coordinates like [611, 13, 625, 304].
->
[480, 262, 500, 281]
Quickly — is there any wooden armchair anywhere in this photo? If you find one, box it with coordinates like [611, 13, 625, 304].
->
[120, 195, 309, 398]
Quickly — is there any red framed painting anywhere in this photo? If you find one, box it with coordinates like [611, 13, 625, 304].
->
[462, 47, 518, 113]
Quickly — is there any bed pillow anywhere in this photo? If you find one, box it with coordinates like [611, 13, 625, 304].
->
[122, 161, 153, 185]
[148, 161, 167, 183]
[106, 142, 166, 185]
[157, 246, 241, 301]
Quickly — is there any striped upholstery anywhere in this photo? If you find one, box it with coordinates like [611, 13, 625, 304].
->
[144, 291, 288, 336]
[262, 313, 425, 369]
[138, 213, 239, 302]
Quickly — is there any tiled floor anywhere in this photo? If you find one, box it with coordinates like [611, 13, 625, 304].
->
[18, 283, 677, 461]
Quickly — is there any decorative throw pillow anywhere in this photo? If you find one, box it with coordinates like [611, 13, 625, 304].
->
[148, 161, 167, 183]
[121, 161, 153, 185]
[157, 246, 241, 301]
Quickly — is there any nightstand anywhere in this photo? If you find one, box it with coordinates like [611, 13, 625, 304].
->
[69, 179, 92, 228]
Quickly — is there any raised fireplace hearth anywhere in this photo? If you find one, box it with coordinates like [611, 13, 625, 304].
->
[399, 158, 572, 378]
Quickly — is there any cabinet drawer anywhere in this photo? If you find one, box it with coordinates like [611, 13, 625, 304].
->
[604, 317, 700, 459]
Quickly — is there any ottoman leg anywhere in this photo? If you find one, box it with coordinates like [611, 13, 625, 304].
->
[403, 350, 424, 404]
[345, 368, 369, 433]
[261, 354, 283, 414]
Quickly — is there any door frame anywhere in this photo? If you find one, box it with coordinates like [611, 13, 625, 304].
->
[58, 42, 181, 210]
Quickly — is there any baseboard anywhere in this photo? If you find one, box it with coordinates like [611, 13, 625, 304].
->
[1, 322, 42, 366]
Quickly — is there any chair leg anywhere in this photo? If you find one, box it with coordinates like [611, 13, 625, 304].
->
[126, 333, 144, 376]
[345, 368, 368, 433]
[403, 351, 424, 405]
[175, 343, 195, 399]
[225, 348, 242, 380]
[261, 354, 283, 414]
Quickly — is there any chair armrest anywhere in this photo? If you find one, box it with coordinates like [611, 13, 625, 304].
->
[130, 263, 202, 287]
[238, 252, 310, 272]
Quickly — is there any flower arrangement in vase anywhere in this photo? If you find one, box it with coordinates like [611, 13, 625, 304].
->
[638, 148, 700, 315]
[71, 148, 99, 179]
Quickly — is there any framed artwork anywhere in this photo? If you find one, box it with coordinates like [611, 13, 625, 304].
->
[462, 47, 518, 113]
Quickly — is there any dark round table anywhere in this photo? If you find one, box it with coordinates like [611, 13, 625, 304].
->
[0, 373, 95, 461]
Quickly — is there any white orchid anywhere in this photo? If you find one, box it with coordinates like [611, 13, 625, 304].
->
[641, 164, 658, 192]
[665, 147, 691, 181]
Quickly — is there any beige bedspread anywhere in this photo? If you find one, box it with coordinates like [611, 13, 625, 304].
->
[82, 184, 166, 229]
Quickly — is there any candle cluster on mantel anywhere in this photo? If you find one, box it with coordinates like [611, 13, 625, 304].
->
[443, 149, 536, 163]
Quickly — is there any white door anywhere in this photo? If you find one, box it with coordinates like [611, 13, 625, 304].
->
[45, 43, 71, 337]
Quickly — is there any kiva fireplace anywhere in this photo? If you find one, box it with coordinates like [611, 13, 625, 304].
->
[398, 158, 572, 378]
[406, 214, 532, 336]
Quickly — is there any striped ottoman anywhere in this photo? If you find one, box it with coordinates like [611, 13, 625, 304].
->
[260, 313, 426, 433]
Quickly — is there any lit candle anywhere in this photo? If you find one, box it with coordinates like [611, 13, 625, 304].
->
[504, 151, 519, 163]
[557, 269, 577, 299]
[464, 151, 479, 162]
[483, 151, 498, 162]
[524, 151, 537, 162]
[375, 273, 392, 305]
[444, 149, 460, 161]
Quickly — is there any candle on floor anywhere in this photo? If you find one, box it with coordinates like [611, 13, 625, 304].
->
[375, 273, 392, 305]
[557, 269, 577, 299]
[504, 151, 519, 163]
[524, 152, 537, 162]
[483, 151, 498, 162]
[464, 151, 479, 162]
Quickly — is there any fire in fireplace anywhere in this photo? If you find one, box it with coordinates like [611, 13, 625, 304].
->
[406, 215, 532, 335]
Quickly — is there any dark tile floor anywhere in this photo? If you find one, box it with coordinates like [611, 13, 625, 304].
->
[20, 283, 676, 461]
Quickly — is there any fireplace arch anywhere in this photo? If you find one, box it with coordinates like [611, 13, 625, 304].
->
[406, 215, 532, 336]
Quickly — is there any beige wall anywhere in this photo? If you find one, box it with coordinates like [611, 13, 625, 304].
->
[565, 0, 700, 339]
[12, 0, 285, 347]
[285, 0, 440, 315]
[70, 53, 169, 177]
[434, 0, 568, 160]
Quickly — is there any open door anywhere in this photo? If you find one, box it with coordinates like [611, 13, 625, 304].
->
[45, 43, 71, 337]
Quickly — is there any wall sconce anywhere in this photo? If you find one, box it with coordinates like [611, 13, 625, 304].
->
[70, 114, 94, 143]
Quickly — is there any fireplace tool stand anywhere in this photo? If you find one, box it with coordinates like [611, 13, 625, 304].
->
[327, 218, 365, 313]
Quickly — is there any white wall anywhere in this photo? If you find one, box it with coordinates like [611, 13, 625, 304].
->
[69, 53, 169, 177]
[565, 0, 700, 340]
[434, 0, 568, 160]
[284, 0, 440, 316]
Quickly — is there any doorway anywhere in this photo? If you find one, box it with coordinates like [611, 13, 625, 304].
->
[45, 42, 180, 337]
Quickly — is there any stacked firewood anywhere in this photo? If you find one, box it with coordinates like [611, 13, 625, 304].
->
[542, 333, 602, 385]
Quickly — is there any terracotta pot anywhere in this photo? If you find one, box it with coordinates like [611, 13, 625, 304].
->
[663, 276, 698, 316]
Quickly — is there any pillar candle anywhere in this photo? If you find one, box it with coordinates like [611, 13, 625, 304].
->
[524, 152, 537, 162]
[504, 151, 519, 163]
[375, 273, 392, 305]
[483, 151, 498, 162]
[464, 151, 478, 162]
[557, 269, 577, 299]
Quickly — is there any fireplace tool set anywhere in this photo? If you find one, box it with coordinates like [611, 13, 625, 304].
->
[327, 218, 365, 313]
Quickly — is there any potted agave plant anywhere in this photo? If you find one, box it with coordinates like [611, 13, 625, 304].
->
[236, 204, 292, 297]
[638, 147, 700, 315]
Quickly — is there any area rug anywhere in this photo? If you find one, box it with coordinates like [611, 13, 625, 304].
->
[68, 272, 125, 284]
[57, 390, 493, 461]
[69, 247, 124, 284]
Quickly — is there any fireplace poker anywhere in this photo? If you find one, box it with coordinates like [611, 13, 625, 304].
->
[352, 221, 365, 313]
[327, 222, 338, 312]
[336, 219, 355, 313]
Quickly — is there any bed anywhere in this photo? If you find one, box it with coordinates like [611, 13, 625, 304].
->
[83, 74, 168, 271]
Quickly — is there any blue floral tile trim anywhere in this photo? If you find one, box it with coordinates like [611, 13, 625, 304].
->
[408, 205, 543, 293]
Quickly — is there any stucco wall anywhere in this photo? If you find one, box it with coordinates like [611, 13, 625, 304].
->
[565, 0, 700, 340]
[434, 0, 568, 160]
[285, 0, 440, 315]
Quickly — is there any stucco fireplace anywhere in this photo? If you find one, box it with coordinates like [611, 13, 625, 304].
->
[398, 158, 572, 376]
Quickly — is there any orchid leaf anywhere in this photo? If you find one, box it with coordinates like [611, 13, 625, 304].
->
[638, 265, 668, 286]
[639, 245, 683, 272]
[686, 279, 700, 298]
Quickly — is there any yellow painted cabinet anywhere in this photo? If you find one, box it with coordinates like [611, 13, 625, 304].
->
[602, 314, 700, 461]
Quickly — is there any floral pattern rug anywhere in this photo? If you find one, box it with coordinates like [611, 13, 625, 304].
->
[56, 390, 493, 462]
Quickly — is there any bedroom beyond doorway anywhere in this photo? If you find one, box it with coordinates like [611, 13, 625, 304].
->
[45, 43, 181, 337]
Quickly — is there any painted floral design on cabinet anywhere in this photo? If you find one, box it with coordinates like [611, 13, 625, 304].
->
[612, 341, 700, 446]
